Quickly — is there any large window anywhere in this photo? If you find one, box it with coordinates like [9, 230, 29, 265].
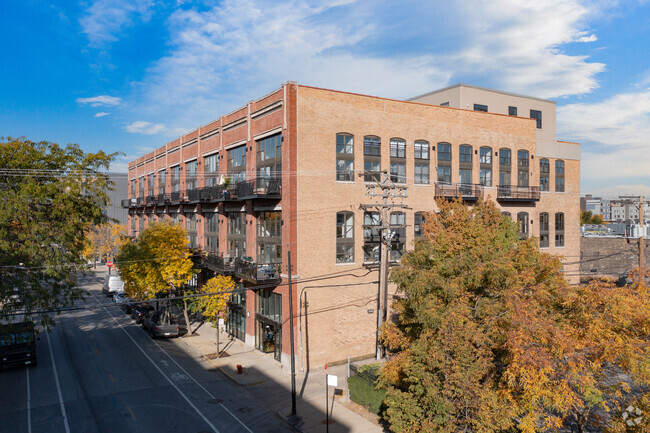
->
[479, 146, 492, 187]
[227, 145, 247, 183]
[204, 154, 219, 187]
[390, 138, 406, 184]
[539, 212, 549, 248]
[336, 212, 354, 263]
[258, 211, 281, 264]
[147, 174, 155, 196]
[459, 144, 472, 184]
[336, 133, 354, 182]
[517, 150, 529, 187]
[364, 136, 381, 182]
[171, 166, 180, 193]
[415, 141, 430, 184]
[474, 104, 488, 112]
[540, 158, 550, 191]
[158, 170, 166, 195]
[226, 283, 246, 341]
[227, 212, 246, 257]
[185, 213, 197, 248]
[363, 211, 380, 262]
[257, 134, 282, 188]
[555, 213, 565, 247]
[130, 179, 136, 199]
[204, 212, 219, 253]
[530, 110, 542, 129]
[499, 148, 511, 186]
[414, 212, 425, 238]
[555, 160, 565, 192]
[517, 212, 529, 239]
[389, 212, 406, 261]
[138, 177, 145, 198]
[256, 289, 282, 324]
[437, 142, 452, 183]
[186, 160, 198, 191]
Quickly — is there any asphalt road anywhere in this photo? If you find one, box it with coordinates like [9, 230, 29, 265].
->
[0, 274, 288, 433]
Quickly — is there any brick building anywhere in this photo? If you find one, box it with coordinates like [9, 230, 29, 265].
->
[124, 82, 580, 369]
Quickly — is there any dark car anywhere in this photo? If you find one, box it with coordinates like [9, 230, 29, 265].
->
[120, 299, 136, 315]
[142, 310, 179, 339]
[130, 305, 153, 324]
[0, 321, 37, 369]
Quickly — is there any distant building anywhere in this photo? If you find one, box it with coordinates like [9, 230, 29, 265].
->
[580, 194, 603, 216]
[105, 173, 128, 225]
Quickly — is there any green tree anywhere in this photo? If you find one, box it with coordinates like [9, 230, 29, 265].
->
[379, 199, 650, 433]
[196, 275, 236, 354]
[117, 221, 195, 327]
[581, 210, 604, 225]
[0, 137, 118, 325]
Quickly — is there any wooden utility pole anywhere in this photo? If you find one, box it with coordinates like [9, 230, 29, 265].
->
[359, 171, 408, 360]
[640, 195, 645, 271]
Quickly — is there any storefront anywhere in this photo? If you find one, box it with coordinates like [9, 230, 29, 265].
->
[226, 283, 246, 341]
[254, 289, 282, 361]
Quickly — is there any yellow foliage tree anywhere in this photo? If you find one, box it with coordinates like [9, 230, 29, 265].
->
[85, 222, 128, 262]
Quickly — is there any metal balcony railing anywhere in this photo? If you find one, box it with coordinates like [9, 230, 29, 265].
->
[496, 185, 540, 202]
[145, 195, 156, 206]
[202, 253, 281, 283]
[157, 193, 169, 205]
[187, 189, 201, 202]
[435, 182, 483, 201]
[170, 191, 181, 203]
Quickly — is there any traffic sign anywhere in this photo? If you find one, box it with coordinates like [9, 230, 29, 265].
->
[106, 261, 113, 268]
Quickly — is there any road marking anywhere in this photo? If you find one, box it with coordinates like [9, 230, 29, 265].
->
[88, 291, 221, 433]
[109, 374, 115, 383]
[26, 368, 31, 433]
[45, 331, 71, 433]
[128, 407, 136, 421]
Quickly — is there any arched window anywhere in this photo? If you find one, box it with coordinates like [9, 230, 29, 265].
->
[555, 160, 565, 192]
[517, 212, 529, 239]
[480, 146, 492, 186]
[459, 144, 472, 184]
[336, 212, 354, 263]
[437, 142, 452, 183]
[364, 136, 381, 182]
[539, 212, 549, 247]
[517, 150, 529, 187]
[539, 158, 550, 191]
[390, 138, 406, 183]
[336, 133, 354, 182]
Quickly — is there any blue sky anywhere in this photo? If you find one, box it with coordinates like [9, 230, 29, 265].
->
[2, 0, 650, 197]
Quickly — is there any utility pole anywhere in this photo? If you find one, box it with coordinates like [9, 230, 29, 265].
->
[620, 195, 645, 272]
[288, 251, 297, 416]
[359, 171, 408, 360]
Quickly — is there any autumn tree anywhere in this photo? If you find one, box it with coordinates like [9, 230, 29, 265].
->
[117, 221, 195, 326]
[196, 275, 236, 354]
[581, 210, 604, 225]
[85, 222, 128, 262]
[0, 137, 118, 324]
[379, 198, 650, 433]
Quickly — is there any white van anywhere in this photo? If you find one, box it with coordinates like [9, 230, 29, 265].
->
[102, 275, 124, 297]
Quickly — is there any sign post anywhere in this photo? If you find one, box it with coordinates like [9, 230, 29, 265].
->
[326, 374, 337, 432]
[106, 260, 113, 275]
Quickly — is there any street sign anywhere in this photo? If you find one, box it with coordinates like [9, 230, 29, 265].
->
[327, 374, 338, 387]
[106, 261, 113, 268]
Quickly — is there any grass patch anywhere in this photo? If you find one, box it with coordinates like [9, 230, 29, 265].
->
[348, 364, 386, 414]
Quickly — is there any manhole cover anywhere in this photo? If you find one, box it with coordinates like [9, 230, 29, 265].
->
[237, 407, 252, 413]
[207, 398, 223, 404]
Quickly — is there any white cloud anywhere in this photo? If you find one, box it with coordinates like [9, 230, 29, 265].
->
[94, 112, 110, 117]
[76, 95, 122, 107]
[124, 121, 166, 135]
[80, 0, 154, 47]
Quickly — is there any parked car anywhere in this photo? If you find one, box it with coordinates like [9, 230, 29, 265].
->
[102, 275, 124, 297]
[130, 305, 154, 324]
[120, 299, 136, 314]
[112, 293, 128, 304]
[142, 310, 179, 339]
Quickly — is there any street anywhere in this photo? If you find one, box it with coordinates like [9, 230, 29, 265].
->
[0, 273, 288, 433]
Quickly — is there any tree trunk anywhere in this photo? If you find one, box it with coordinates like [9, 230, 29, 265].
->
[183, 294, 192, 335]
[216, 325, 220, 358]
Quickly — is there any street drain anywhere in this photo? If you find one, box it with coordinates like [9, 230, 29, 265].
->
[207, 398, 223, 404]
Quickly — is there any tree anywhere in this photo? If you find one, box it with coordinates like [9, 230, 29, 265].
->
[196, 275, 236, 355]
[85, 222, 128, 263]
[581, 210, 604, 225]
[117, 221, 195, 327]
[0, 137, 118, 325]
[379, 199, 650, 433]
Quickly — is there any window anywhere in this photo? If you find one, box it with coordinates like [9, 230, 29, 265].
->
[414, 164, 429, 184]
[130, 179, 136, 199]
[227, 145, 247, 183]
[158, 170, 166, 195]
[227, 212, 246, 257]
[459, 144, 472, 185]
[479, 146, 492, 187]
[499, 149, 511, 166]
[530, 110, 542, 129]
[414, 212, 425, 238]
[257, 134, 282, 189]
[517, 150, 529, 187]
[437, 142, 452, 183]
[363, 211, 380, 262]
[555, 213, 565, 247]
[499, 148, 512, 186]
[389, 138, 406, 183]
[336, 212, 354, 263]
[258, 211, 282, 264]
[540, 158, 550, 191]
[555, 160, 565, 192]
[508, 106, 518, 116]
[171, 166, 180, 193]
[414, 141, 429, 160]
[517, 212, 529, 239]
[459, 145, 472, 163]
[204, 212, 219, 253]
[185, 160, 198, 191]
[205, 154, 219, 187]
[539, 212, 549, 248]
[364, 136, 381, 182]
[474, 104, 488, 112]
[185, 213, 197, 248]
[256, 289, 282, 323]
[389, 212, 406, 260]
[336, 134, 354, 182]
[226, 283, 246, 341]
[440, 102, 449, 107]
[138, 177, 145, 198]
[147, 174, 155, 196]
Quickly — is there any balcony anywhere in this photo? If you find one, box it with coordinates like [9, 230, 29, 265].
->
[136, 196, 144, 206]
[157, 193, 169, 206]
[435, 182, 483, 201]
[145, 195, 156, 206]
[186, 188, 201, 203]
[202, 253, 281, 283]
[496, 186, 540, 202]
[225, 178, 281, 201]
[170, 191, 181, 203]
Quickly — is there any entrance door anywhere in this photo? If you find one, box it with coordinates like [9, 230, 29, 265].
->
[256, 320, 282, 362]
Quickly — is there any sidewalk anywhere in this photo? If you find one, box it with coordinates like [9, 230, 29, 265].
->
[175, 318, 385, 433]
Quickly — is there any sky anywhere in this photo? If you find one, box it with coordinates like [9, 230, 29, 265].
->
[2, 0, 650, 198]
